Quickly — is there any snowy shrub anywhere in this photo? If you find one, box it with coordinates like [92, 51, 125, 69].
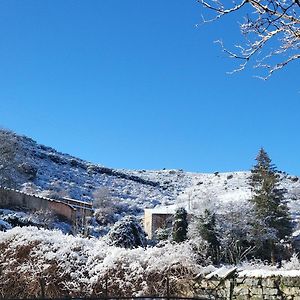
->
[191, 209, 220, 264]
[155, 228, 171, 241]
[93, 187, 119, 225]
[282, 253, 300, 270]
[0, 208, 71, 234]
[0, 227, 201, 298]
[238, 259, 275, 271]
[94, 208, 117, 226]
[107, 216, 147, 249]
[0, 219, 12, 231]
[190, 200, 278, 265]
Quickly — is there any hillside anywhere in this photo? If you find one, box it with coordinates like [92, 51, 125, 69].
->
[1, 129, 300, 228]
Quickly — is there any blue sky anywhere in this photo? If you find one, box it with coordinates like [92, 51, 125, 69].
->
[0, 0, 299, 174]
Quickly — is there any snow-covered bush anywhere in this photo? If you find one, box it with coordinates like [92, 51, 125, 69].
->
[0, 209, 72, 234]
[282, 253, 300, 270]
[189, 200, 279, 265]
[0, 227, 201, 298]
[107, 216, 147, 249]
[155, 227, 171, 241]
[93, 187, 123, 225]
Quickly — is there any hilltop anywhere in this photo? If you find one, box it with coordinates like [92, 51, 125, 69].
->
[1, 129, 300, 228]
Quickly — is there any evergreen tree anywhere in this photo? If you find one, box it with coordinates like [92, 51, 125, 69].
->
[197, 209, 220, 264]
[107, 216, 147, 249]
[249, 148, 293, 262]
[172, 207, 188, 243]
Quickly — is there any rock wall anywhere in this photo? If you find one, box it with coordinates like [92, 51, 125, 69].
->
[194, 272, 300, 299]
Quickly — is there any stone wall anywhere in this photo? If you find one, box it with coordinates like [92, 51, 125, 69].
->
[0, 187, 77, 224]
[194, 270, 300, 299]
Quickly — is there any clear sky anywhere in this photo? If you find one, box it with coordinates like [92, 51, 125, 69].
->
[0, 0, 299, 174]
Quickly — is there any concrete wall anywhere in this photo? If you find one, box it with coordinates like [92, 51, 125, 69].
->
[194, 273, 300, 299]
[0, 187, 77, 224]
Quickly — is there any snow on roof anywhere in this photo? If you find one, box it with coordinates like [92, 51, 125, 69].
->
[144, 205, 176, 215]
[145, 202, 193, 215]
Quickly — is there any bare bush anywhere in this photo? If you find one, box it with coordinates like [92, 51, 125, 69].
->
[93, 187, 118, 225]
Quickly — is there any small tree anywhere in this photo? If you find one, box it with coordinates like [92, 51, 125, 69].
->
[172, 208, 188, 243]
[107, 216, 147, 249]
[196, 209, 220, 264]
[93, 187, 117, 225]
[249, 148, 293, 262]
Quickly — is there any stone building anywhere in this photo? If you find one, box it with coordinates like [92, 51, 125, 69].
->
[144, 204, 192, 239]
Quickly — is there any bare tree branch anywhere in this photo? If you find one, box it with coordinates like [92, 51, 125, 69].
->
[198, 0, 300, 78]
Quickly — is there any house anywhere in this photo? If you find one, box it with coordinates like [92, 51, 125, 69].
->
[144, 204, 192, 239]
[144, 208, 174, 239]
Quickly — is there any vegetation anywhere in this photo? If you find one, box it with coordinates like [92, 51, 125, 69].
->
[191, 148, 294, 265]
[199, 0, 300, 78]
[0, 227, 199, 298]
[107, 216, 147, 249]
[195, 209, 220, 264]
[172, 208, 188, 243]
[0, 129, 18, 188]
[249, 148, 293, 262]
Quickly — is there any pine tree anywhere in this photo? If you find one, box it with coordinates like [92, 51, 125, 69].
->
[249, 148, 293, 262]
[197, 209, 220, 264]
[172, 207, 188, 243]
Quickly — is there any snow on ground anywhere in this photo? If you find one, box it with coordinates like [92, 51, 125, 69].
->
[1, 129, 300, 230]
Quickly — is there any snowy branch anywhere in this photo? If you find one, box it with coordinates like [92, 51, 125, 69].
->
[199, 0, 300, 78]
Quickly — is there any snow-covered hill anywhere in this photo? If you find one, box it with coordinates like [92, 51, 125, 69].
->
[1, 129, 300, 223]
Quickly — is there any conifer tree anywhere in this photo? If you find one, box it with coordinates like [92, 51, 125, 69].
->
[249, 148, 293, 262]
[172, 207, 188, 243]
[197, 209, 220, 264]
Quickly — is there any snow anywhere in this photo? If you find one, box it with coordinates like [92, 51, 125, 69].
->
[1, 129, 300, 237]
[205, 266, 237, 279]
[238, 269, 300, 278]
[0, 226, 201, 297]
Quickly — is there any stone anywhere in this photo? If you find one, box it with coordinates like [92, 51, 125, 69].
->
[236, 277, 245, 284]
[251, 296, 264, 300]
[235, 295, 250, 300]
[263, 296, 282, 300]
[262, 287, 278, 295]
[250, 287, 264, 295]
[234, 286, 250, 296]
[244, 278, 261, 286]
[281, 276, 300, 287]
[261, 278, 277, 288]
[280, 286, 300, 296]
[225, 279, 233, 288]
